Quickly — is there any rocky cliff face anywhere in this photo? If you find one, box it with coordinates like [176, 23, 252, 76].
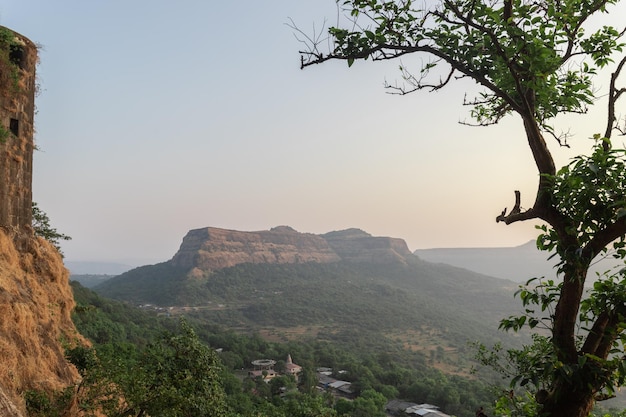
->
[322, 228, 413, 264]
[170, 226, 341, 271]
[169, 226, 414, 273]
[0, 230, 80, 415]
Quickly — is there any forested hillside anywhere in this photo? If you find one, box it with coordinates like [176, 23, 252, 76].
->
[95, 257, 523, 358]
[84, 226, 538, 416]
[72, 282, 501, 417]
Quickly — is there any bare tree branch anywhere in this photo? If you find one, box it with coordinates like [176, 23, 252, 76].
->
[496, 190, 540, 224]
[385, 62, 455, 94]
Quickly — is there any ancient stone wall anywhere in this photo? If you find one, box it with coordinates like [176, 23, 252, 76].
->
[0, 27, 37, 236]
[0, 28, 82, 416]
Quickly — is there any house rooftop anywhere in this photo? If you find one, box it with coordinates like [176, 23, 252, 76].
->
[328, 380, 351, 389]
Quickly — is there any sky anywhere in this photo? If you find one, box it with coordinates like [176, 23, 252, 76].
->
[1, 1, 624, 265]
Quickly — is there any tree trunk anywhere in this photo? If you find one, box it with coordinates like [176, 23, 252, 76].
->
[540, 387, 595, 417]
[551, 266, 586, 363]
[541, 261, 598, 417]
[552, 260, 589, 358]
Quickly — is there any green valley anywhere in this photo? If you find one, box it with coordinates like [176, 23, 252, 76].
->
[77, 227, 537, 416]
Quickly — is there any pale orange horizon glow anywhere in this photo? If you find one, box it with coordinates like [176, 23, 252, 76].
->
[2, 0, 623, 264]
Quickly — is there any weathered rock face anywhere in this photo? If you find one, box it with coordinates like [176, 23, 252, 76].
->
[0, 385, 23, 417]
[170, 226, 341, 271]
[0, 230, 81, 415]
[169, 226, 414, 272]
[322, 228, 414, 264]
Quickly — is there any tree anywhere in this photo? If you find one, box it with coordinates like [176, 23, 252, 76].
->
[69, 319, 229, 417]
[335, 397, 354, 416]
[294, 1, 626, 416]
[32, 201, 71, 254]
[351, 389, 387, 417]
[299, 367, 320, 394]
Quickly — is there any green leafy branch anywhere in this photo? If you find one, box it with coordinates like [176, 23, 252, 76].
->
[537, 140, 626, 269]
[499, 277, 561, 332]
[32, 202, 71, 255]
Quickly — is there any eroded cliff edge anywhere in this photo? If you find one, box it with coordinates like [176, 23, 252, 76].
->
[169, 226, 414, 273]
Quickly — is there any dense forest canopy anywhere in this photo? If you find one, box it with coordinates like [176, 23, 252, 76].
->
[66, 282, 499, 417]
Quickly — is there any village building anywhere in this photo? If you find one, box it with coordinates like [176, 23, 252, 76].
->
[317, 373, 354, 399]
[247, 355, 301, 383]
[284, 354, 302, 377]
[316, 367, 333, 376]
[385, 400, 451, 417]
[248, 359, 277, 382]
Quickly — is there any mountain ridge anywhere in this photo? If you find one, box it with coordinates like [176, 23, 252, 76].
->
[168, 226, 415, 273]
[414, 239, 621, 282]
[93, 225, 526, 385]
[94, 225, 519, 340]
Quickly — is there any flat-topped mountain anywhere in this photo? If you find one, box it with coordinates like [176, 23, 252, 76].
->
[95, 226, 421, 305]
[322, 228, 413, 263]
[94, 226, 516, 321]
[170, 226, 340, 271]
[169, 226, 414, 272]
[94, 225, 522, 366]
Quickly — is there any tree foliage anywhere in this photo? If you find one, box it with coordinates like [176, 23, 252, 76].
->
[294, 0, 626, 416]
[68, 319, 229, 417]
[32, 201, 71, 254]
[72, 283, 494, 417]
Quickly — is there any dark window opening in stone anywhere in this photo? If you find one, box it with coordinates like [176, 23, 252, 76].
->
[9, 45, 25, 70]
[9, 118, 19, 136]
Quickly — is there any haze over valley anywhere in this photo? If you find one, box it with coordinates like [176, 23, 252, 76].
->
[3, 1, 626, 416]
[70, 224, 626, 414]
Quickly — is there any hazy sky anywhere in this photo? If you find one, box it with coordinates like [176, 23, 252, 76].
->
[2, 1, 624, 264]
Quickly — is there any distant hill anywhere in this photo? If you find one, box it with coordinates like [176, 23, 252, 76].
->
[70, 274, 116, 288]
[66, 261, 134, 275]
[414, 240, 552, 282]
[414, 240, 621, 282]
[94, 226, 526, 369]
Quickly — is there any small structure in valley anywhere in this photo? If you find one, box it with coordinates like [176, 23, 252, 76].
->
[284, 354, 302, 377]
[317, 373, 354, 399]
[248, 359, 277, 381]
[385, 400, 451, 417]
[248, 355, 302, 382]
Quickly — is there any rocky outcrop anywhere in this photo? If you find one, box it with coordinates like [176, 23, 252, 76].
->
[169, 226, 414, 273]
[170, 226, 341, 271]
[0, 385, 23, 417]
[0, 230, 81, 415]
[323, 228, 414, 264]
